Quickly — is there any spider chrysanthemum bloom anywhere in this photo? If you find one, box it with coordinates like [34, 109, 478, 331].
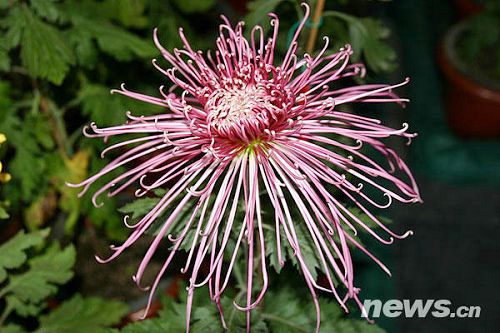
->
[71, 3, 421, 332]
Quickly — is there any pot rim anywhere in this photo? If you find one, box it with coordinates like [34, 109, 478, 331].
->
[443, 19, 500, 91]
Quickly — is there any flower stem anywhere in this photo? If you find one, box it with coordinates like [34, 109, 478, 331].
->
[42, 97, 71, 157]
[0, 303, 13, 327]
[306, 0, 326, 54]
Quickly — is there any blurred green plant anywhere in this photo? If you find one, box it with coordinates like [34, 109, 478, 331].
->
[0, 0, 214, 240]
[0, 228, 127, 333]
[107, 281, 386, 333]
[456, 0, 500, 83]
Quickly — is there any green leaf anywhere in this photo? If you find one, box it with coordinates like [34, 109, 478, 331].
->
[172, 0, 216, 13]
[328, 320, 386, 333]
[5, 243, 76, 316]
[78, 84, 161, 126]
[1, 6, 24, 49]
[30, 0, 60, 22]
[322, 12, 396, 73]
[118, 189, 198, 244]
[9, 144, 45, 201]
[89, 21, 157, 61]
[118, 196, 161, 221]
[244, 0, 285, 31]
[358, 18, 396, 73]
[77, 84, 127, 126]
[263, 287, 386, 333]
[110, 281, 386, 333]
[66, 27, 97, 67]
[53, 151, 90, 234]
[102, 0, 149, 28]
[0, 202, 9, 219]
[90, 197, 128, 241]
[0, 229, 49, 284]
[265, 223, 291, 274]
[191, 306, 223, 332]
[65, 14, 156, 62]
[154, 13, 185, 50]
[4, 111, 54, 202]
[347, 21, 366, 62]
[4, 295, 42, 317]
[35, 294, 127, 333]
[155, 295, 186, 332]
[2, 324, 27, 333]
[294, 222, 323, 280]
[18, 5, 75, 84]
[115, 318, 170, 333]
[60, 1, 156, 64]
[265, 217, 322, 279]
[33, 113, 55, 150]
[262, 288, 312, 333]
[0, 39, 10, 71]
[111, 290, 221, 333]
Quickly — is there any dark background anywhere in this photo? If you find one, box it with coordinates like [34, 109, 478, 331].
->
[354, 1, 500, 332]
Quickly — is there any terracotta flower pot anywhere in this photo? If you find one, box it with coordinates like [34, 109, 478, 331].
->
[454, 0, 483, 18]
[438, 21, 500, 138]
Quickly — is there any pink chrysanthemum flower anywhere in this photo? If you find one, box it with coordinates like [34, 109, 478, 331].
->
[71, 3, 420, 332]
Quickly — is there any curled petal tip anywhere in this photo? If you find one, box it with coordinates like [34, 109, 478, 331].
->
[232, 300, 246, 311]
[95, 255, 107, 264]
[140, 310, 148, 320]
[93, 201, 104, 208]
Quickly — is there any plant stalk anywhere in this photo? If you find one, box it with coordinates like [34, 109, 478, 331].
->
[306, 0, 326, 54]
[0, 303, 13, 327]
